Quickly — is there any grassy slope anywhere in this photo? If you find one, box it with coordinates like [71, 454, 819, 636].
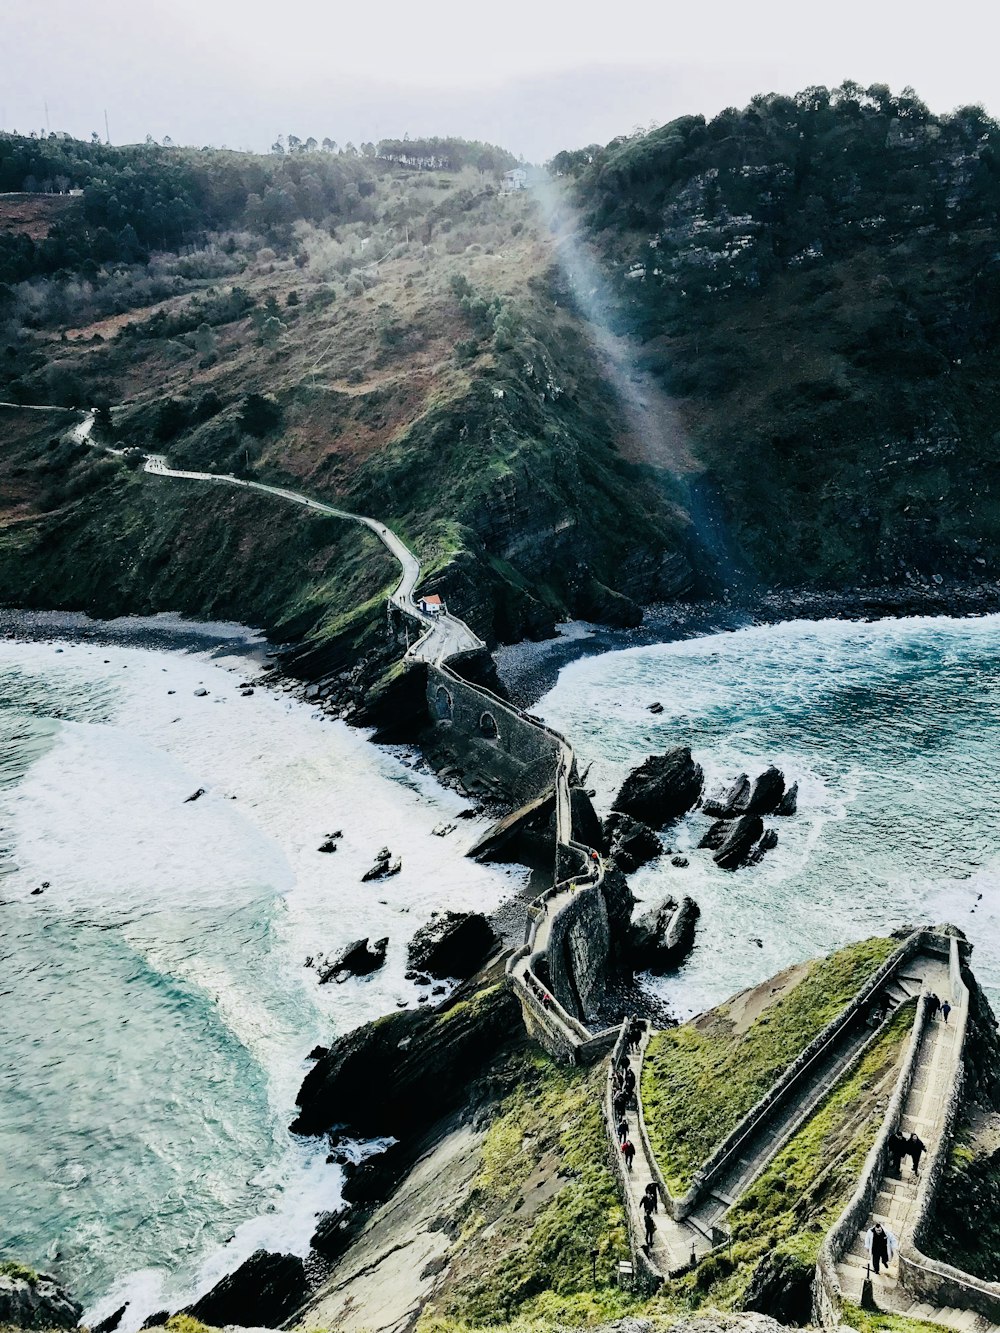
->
[642, 937, 896, 1194]
[0, 415, 397, 656]
[1, 173, 695, 652]
[419, 1052, 634, 1331]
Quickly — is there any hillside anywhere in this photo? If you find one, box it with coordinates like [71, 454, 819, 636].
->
[2, 90, 1000, 664]
[554, 83, 1000, 589]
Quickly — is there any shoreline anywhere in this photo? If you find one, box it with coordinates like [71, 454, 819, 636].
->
[495, 578, 1000, 707]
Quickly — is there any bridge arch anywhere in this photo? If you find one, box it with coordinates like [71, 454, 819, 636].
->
[479, 710, 499, 741]
[434, 685, 454, 722]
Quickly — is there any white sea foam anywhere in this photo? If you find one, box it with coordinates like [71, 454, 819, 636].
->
[2, 635, 525, 1321]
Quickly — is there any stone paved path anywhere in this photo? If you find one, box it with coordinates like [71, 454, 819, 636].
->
[832, 959, 1000, 1332]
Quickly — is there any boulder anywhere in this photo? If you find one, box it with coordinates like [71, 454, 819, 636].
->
[698, 820, 728, 851]
[184, 788, 206, 804]
[318, 937, 388, 983]
[291, 980, 519, 1138]
[742, 766, 786, 816]
[362, 855, 401, 882]
[310, 1206, 352, 1259]
[601, 863, 637, 958]
[0, 1271, 81, 1330]
[185, 1250, 307, 1329]
[611, 746, 703, 827]
[713, 813, 764, 870]
[92, 1305, 128, 1333]
[628, 895, 700, 971]
[603, 812, 664, 874]
[647, 701, 664, 713]
[406, 911, 497, 980]
[671, 855, 689, 868]
[702, 773, 750, 819]
[775, 781, 798, 816]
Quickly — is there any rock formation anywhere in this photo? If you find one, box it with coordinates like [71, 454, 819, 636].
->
[185, 1250, 307, 1328]
[702, 813, 765, 870]
[611, 746, 704, 827]
[406, 911, 497, 980]
[628, 894, 700, 971]
[317, 936, 388, 983]
[0, 1271, 81, 1330]
[603, 812, 664, 873]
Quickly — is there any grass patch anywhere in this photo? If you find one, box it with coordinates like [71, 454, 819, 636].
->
[642, 1004, 915, 1314]
[421, 1052, 633, 1329]
[0, 1261, 39, 1284]
[642, 936, 896, 1194]
[842, 1298, 952, 1333]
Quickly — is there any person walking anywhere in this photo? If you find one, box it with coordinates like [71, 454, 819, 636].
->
[622, 1138, 636, 1171]
[644, 1182, 659, 1213]
[908, 1132, 926, 1175]
[941, 1000, 952, 1024]
[623, 1066, 636, 1097]
[888, 1130, 905, 1176]
[643, 1208, 656, 1251]
[865, 1222, 894, 1275]
[616, 1116, 628, 1145]
[926, 992, 940, 1021]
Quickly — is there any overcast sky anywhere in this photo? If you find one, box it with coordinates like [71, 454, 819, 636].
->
[4, 0, 998, 161]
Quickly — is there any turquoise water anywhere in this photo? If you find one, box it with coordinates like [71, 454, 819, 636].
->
[537, 614, 1000, 1015]
[0, 632, 519, 1327]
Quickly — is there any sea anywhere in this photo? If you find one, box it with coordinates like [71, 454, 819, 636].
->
[0, 617, 525, 1328]
[4, 609, 1000, 1323]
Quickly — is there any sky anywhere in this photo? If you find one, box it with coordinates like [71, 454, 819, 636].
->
[4, 0, 998, 161]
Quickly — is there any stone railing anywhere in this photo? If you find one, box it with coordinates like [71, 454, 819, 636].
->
[665, 929, 949, 1221]
[895, 938, 1000, 1320]
[815, 933, 991, 1328]
[813, 991, 931, 1325]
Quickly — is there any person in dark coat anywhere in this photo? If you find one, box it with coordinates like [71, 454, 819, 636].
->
[614, 1090, 629, 1121]
[616, 1116, 628, 1144]
[867, 1222, 890, 1274]
[888, 1129, 905, 1176]
[623, 1066, 636, 1096]
[908, 1132, 926, 1174]
[644, 1182, 659, 1213]
[622, 1138, 636, 1170]
[926, 992, 940, 1020]
[643, 1209, 656, 1250]
[941, 1000, 952, 1023]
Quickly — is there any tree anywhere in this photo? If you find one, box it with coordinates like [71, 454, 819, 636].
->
[194, 321, 216, 360]
[305, 137, 318, 153]
[259, 314, 286, 348]
[239, 392, 283, 436]
[322, 138, 337, 153]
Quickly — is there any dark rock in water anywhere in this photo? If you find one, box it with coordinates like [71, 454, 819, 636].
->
[184, 788, 206, 803]
[92, 1304, 128, 1333]
[141, 1312, 169, 1328]
[775, 781, 799, 816]
[628, 895, 700, 972]
[671, 855, 689, 868]
[193, 688, 208, 697]
[185, 1250, 307, 1329]
[569, 787, 603, 850]
[702, 773, 750, 818]
[603, 812, 664, 873]
[647, 701, 664, 713]
[318, 937, 388, 983]
[742, 766, 786, 816]
[307, 1045, 329, 1061]
[31, 886, 44, 895]
[0, 1272, 82, 1330]
[611, 746, 703, 827]
[698, 820, 728, 851]
[317, 839, 338, 853]
[362, 857, 401, 882]
[713, 813, 764, 870]
[291, 981, 519, 1138]
[406, 911, 497, 980]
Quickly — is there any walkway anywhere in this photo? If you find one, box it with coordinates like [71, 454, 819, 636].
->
[54, 406, 601, 1061]
[833, 958, 996, 1331]
[687, 964, 929, 1239]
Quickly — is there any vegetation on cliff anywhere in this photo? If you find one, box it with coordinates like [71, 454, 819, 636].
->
[555, 83, 1000, 590]
[642, 936, 896, 1192]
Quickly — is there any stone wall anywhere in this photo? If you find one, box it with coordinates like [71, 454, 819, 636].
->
[426, 661, 561, 808]
[545, 881, 611, 1021]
